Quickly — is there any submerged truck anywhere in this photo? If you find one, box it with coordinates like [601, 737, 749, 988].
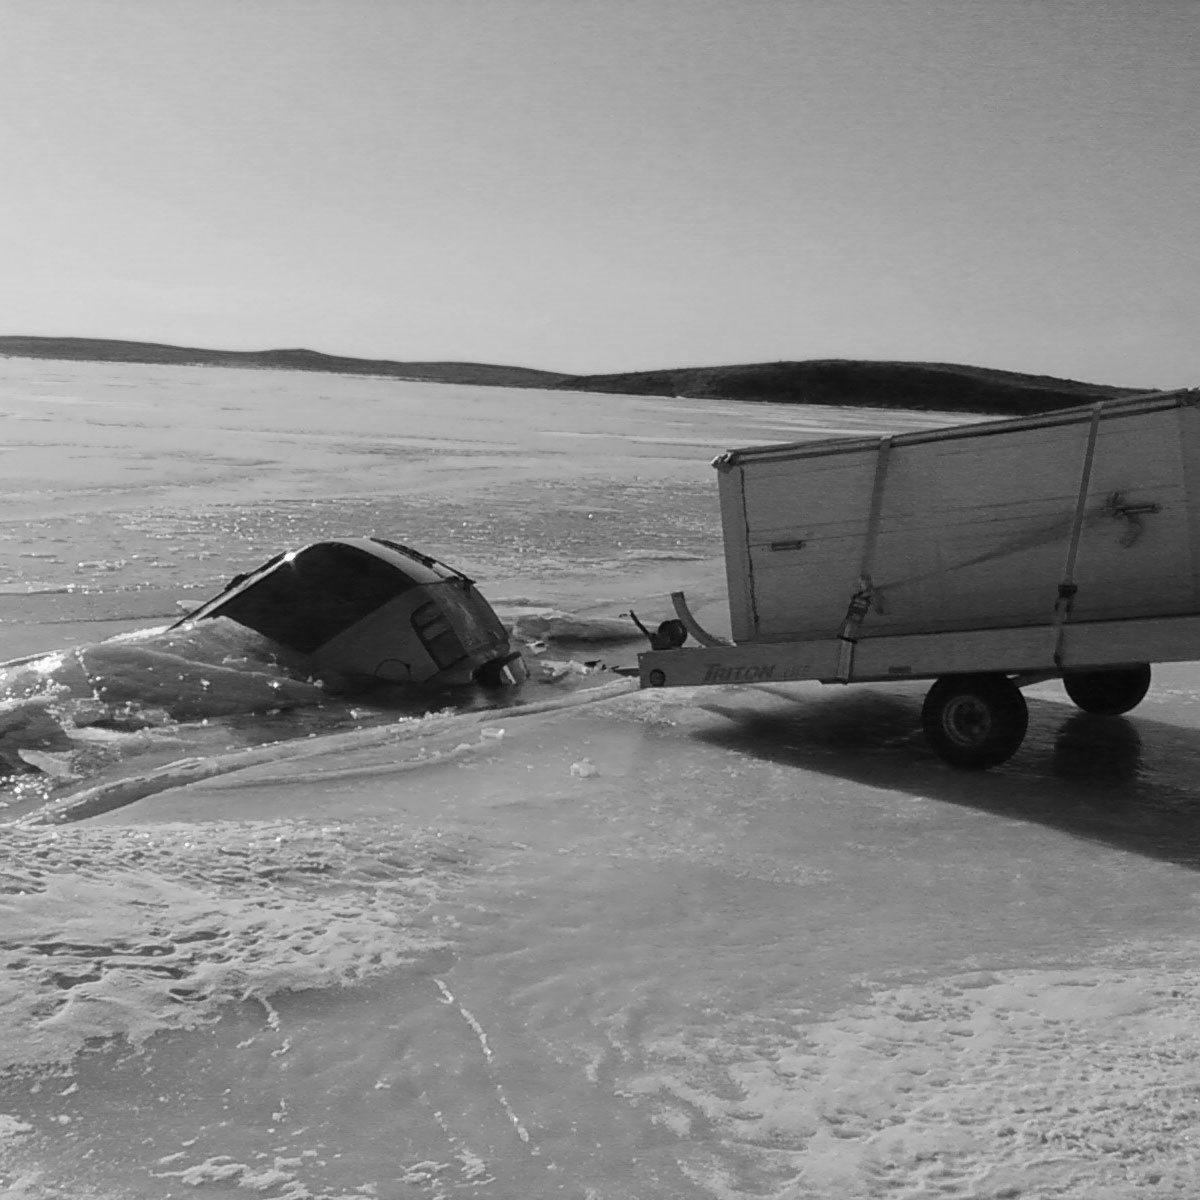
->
[173, 538, 526, 690]
[637, 387, 1200, 767]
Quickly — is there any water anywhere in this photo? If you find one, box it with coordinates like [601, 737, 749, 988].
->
[3, 358, 1200, 1197]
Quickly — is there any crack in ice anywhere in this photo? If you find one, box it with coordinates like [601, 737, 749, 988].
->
[434, 978, 538, 1153]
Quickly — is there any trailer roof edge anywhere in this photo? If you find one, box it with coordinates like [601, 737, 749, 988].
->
[715, 387, 1200, 467]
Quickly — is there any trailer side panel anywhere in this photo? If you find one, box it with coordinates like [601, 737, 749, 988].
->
[717, 463, 756, 643]
[724, 394, 1197, 643]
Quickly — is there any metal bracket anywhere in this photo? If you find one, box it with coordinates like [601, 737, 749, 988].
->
[1105, 491, 1162, 547]
[670, 591, 730, 647]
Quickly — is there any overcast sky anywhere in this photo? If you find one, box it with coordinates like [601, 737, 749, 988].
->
[1, 0, 1196, 385]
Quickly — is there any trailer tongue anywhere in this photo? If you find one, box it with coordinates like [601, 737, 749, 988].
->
[638, 388, 1199, 768]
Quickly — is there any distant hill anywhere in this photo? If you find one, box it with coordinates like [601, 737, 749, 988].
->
[557, 360, 1145, 415]
[0, 336, 572, 390]
[0, 336, 1149, 415]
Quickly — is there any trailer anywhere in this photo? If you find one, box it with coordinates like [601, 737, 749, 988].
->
[637, 387, 1200, 767]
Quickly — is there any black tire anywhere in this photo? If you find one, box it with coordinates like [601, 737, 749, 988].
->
[1062, 664, 1151, 716]
[921, 674, 1029, 769]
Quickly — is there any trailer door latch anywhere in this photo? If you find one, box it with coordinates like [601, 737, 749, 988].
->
[1105, 491, 1162, 547]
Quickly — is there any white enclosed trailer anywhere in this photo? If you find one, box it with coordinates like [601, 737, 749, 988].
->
[637, 388, 1200, 766]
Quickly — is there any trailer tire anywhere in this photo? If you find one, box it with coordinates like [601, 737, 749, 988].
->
[922, 674, 1028, 769]
[1062, 664, 1151, 716]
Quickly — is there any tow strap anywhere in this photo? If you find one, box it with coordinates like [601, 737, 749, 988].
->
[1052, 404, 1103, 669]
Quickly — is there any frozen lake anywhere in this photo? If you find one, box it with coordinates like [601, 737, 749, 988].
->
[3, 358, 1200, 1198]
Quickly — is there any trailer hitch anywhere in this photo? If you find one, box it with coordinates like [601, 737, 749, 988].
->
[1105, 491, 1162, 547]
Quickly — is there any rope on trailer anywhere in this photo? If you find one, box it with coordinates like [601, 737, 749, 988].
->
[826, 409, 1152, 609]
[836, 436, 893, 681]
[832, 498, 1117, 608]
[1052, 403, 1103, 669]
[830, 408, 1112, 678]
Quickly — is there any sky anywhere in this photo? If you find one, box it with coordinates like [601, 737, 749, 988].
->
[1, 0, 1196, 386]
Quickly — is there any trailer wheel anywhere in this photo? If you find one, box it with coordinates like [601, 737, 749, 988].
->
[922, 674, 1029, 769]
[1062, 664, 1151, 716]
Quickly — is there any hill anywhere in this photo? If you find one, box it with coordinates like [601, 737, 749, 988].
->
[556, 360, 1143, 415]
[0, 337, 1149, 415]
[0, 336, 571, 390]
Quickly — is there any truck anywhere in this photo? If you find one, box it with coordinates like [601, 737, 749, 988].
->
[636, 387, 1200, 767]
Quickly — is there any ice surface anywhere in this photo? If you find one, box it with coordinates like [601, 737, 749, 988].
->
[3, 359, 1200, 1198]
[625, 955, 1200, 1197]
[0, 819, 455, 1071]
